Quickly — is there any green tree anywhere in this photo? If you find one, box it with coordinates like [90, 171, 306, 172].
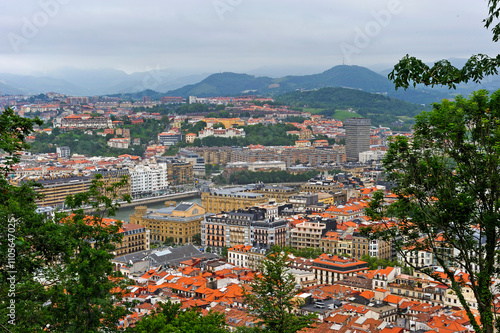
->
[0, 107, 132, 332]
[243, 249, 316, 333]
[221, 246, 228, 258]
[366, 90, 500, 333]
[192, 233, 201, 246]
[131, 301, 227, 333]
[160, 115, 170, 126]
[389, 1, 500, 90]
[213, 122, 226, 129]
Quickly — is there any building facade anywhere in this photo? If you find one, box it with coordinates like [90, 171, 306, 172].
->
[312, 254, 368, 284]
[201, 207, 288, 254]
[201, 187, 268, 214]
[92, 169, 131, 200]
[130, 164, 168, 197]
[31, 175, 92, 208]
[345, 118, 371, 162]
[115, 223, 150, 257]
[130, 202, 205, 244]
[166, 160, 193, 185]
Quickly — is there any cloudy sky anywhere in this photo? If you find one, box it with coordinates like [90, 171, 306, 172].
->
[0, 0, 497, 76]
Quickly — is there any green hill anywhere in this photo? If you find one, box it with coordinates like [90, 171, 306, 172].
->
[276, 87, 428, 129]
[168, 72, 274, 97]
[165, 65, 451, 105]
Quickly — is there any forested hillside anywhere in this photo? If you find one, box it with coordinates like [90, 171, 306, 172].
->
[277, 87, 427, 128]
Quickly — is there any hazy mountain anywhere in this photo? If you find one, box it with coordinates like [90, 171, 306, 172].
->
[1, 60, 497, 105]
[0, 81, 23, 95]
[0, 68, 210, 96]
[165, 65, 455, 105]
[0, 73, 83, 95]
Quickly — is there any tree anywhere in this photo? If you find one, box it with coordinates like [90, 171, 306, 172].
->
[389, 1, 500, 90]
[243, 249, 316, 333]
[160, 115, 170, 126]
[221, 246, 228, 258]
[131, 301, 227, 333]
[213, 122, 226, 129]
[0, 107, 132, 332]
[192, 233, 201, 246]
[366, 90, 500, 333]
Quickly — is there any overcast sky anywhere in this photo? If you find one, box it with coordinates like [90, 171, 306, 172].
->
[0, 0, 497, 76]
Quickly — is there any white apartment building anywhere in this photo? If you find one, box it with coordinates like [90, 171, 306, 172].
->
[359, 150, 386, 163]
[197, 128, 245, 139]
[107, 138, 130, 149]
[130, 163, 168, 197]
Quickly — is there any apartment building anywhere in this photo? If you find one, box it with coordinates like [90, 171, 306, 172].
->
[29, 175, 92, 208]
[158, 132, 182, 146]
[184, 146, 232, 165]
[201, 207, 288, 254]
[231, 146, 345, 167]
[114, 223, 150, 257]
[56, 114, 112, 129]
[107, 138, 130, 149]
[177, 149, 205, 177]
[227, 245, 267, 271]
[91, 169, 131, 200]
[254, 184, 297, 202]
[312, 254, 369, 284]
[201, 186, 268, 214]
[289, 219, 336, 249]
[198, 127, 245, 139]
[202, 117, 245, 128]
[166, 160, 193, 185]
[130, 163, 168, 197]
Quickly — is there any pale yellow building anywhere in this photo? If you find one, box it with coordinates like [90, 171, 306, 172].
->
[201, 187, 268, 214]
[185, 133, 197, 143]
[130, 202, 205, 244]
[203, 117, 245, 129]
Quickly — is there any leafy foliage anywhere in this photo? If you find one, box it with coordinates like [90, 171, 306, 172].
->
[196, 123, 299, 147]
[243, 249, 316, 333]
[0, 107, 132, 332]
[276, 87, 426, 129]
[389, 1, 500, 90]
[131, 301, 227, 333]
[366, 90, 500, 333]
[29, 117, 169, 157]
[275, 246, 323, 259]
[360, 254, 404, 271]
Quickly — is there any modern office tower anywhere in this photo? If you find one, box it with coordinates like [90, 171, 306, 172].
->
[345, 118, 371, 162]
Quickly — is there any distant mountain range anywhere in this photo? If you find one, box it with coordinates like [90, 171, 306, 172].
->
[1, 61, 499, 105]
[0, 68, 210, 96]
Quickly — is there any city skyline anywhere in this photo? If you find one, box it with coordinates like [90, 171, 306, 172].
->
[0, 1, 497, 76]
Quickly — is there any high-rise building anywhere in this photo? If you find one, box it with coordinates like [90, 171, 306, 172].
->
[56, 146, 71, 159]
[345, 118, 371, 162]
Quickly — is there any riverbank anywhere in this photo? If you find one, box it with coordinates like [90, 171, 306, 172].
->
[119, 191, 200, 209]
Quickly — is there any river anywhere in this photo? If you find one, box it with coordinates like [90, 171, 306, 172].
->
[112, 197, 202, 222]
